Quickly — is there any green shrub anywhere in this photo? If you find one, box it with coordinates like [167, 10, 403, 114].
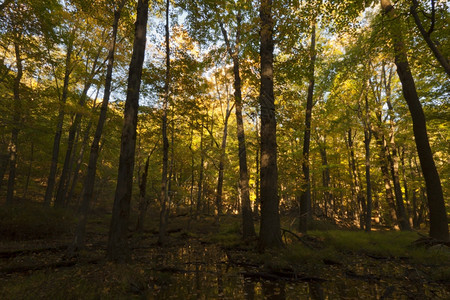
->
[309, 230, 419, 257]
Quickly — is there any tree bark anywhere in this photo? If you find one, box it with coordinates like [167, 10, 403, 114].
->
[66, 90, 100, 207]
[196, 118, 204, 217]
[318, 137, 332, 218]
[258, 0, 282, 249]
[255, 120, 260, 216]
[299, 22, 316, 233]
[386, 143, 410, 230]
[384, 88, 411, 230]
[215, 97, 231, 222]
[54, 44, 104, 208]
[44, 29, 75, 206]
[6, 38, 23, 204]
[69, 1, 125, 256]
[410, 0, 450, 77]
[373, 130, 399, 227]
[107, 0, 148, 261]
[189, 125, 195, 221]
[158, 0, 170, 245]
[22, 142, 33, 200]
[219, 14, 255, 238]
[0, 153, 8, 191]
[400, 148, 410, 214]
[347, 129, 365, 229]
[136, 155, 150, 232]
[363, 95, 372, 232]
[381, 0, 448, 241]
[372, 74, 400, 228]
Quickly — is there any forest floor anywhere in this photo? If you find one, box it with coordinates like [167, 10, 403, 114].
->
[0, 204, 449, 299]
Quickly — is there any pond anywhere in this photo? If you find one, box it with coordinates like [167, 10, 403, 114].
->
[136, 239, 448, 299]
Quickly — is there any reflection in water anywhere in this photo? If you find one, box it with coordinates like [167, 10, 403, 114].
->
[216, 263, 223, 296]
[243, 278, 255, 300]
[308, 281, 324, 300]
[262, 280, 286, 300]
[144, 242, 448, 299]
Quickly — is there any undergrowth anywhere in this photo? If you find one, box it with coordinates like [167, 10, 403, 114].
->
[0, 202, 75, 240]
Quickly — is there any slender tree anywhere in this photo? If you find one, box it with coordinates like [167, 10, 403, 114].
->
[410, 0, 450, 77]
[346, 128, 365, 228]
[6, 38, 23, 204]
[54, 43, 105, 207]
[66, 88, 100, 206]
[298, 21, 316, 233]
[214, 88, 232, 222]
[44, 28, 76, 206]
[136, 155, 150, 232]
[107, 0, 149, 261]
[158, 0, 170, 245]
[219, 12, 256, 238]
[363, 94, 372, 232]
[385, 87, 410, 231]
[69, 0, 126, 255]
[380, 0, 448, 241]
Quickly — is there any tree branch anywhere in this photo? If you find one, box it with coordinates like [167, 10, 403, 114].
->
[410, 0, 450, 77]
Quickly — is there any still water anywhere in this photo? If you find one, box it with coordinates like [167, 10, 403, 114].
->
[136, 240, 447, 299]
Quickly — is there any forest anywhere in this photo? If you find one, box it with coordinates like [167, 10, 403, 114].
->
[0, 0, 449, 298]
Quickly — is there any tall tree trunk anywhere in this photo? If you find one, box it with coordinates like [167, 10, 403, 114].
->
[319, 136, 332, 218]
[6, 39, 23, 204]
[66, 122, 90, 207]
[54, 46, 103, 207]
[400, 148, 410, 208]
[373, 131, 399, 227]
[215, 97, 231, 222]
[196, 119, 204, 217]
[298, 22, 316, 233]
[412, 188, 419, 229]
[167, 110, 175, 217]
[410, 0, 450, 77]
[255, 119, 260, 216]
[372, 79, 400, 228]
[347, 129, 365, 229]
[107, 0, 148, 261]
[0, 153, 8, 191]
[219, 14, 255, 238]
[386, 147, 410, 230]
[258, 0, 282, 249]
[44, 30, 75, 206]
[66, 89, 101, 207]
[189, 125, 195, 221]
[69, 1, 125, 256]
[22, 142, 34, 200]
[381, 65, 410, 230]
[363, 95, 372, 232]
[380, 63, 410, 230]
[136, 155, 150, 232]
[381, 0, 447, 240]
[158, 0, 170, 245]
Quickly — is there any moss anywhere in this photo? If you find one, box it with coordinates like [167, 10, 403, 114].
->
[409, 245, 450, 265]
[309, 230, 419, 257]
[431, 266, 450, 282]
